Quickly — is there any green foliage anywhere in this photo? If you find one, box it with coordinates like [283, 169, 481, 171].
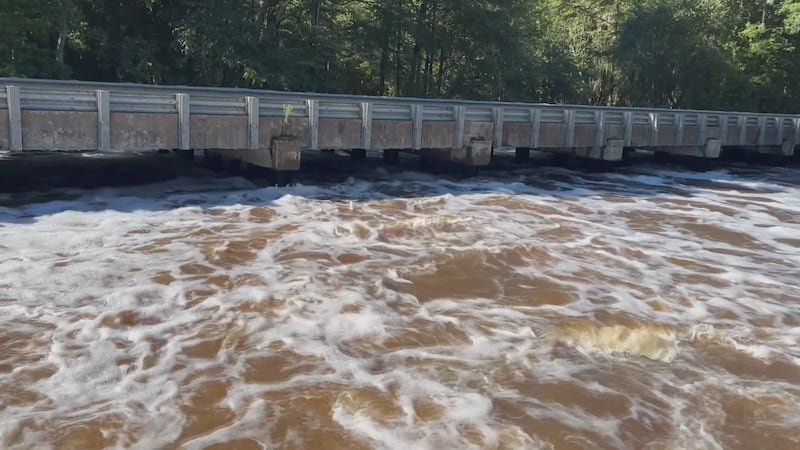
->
[2, 0, 798, 112]
[282, 104, 293, 124]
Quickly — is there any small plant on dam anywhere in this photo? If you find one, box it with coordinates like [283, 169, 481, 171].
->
[279, 104, 295, 140]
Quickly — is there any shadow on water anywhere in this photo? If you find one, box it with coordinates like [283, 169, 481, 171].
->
[0, 149, 799, 224]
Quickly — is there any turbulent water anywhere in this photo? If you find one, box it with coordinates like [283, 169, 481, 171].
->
[1, 156, 799, 450]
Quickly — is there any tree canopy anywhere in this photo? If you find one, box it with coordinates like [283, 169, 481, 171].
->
[2, 0, 799, 112]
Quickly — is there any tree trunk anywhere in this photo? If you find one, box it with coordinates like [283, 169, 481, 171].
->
[311, 0, 321, 27]
[378, 5, 390, 94]
[395, 20, 403, 96]
[436, 47, 446, 95]
[409, 0, 430, 96]
[56, 14, 68, 65]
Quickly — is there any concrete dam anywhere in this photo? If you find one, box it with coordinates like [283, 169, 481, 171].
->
[2, 78, 799, 174]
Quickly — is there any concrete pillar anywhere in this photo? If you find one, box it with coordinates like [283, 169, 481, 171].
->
[418, 136, 492, 168]
[237, 137, 302, 171]
[551, 152, 573, 166]
[272, 170, 293, 187]
[383, 149, 400, 164]
[602, 139, 624, 161]
[454, 137, 492, 166]
[572, 139, 624, 161]
[350, 148, 367, 161]
[271, 138, 302, 171]
[515, 147, 530, 162]
[176, 149, 195, 161]
[649, 139, 722, 159]
[418, 152, 433, 170]
[757, 141, 795, 156]
[222, 154, 242, 173]
[654, 151, 670, 162]
[204, 149, 223, 171]
[704, 139, 723, 158]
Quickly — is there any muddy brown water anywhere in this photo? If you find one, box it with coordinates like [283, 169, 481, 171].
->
[1, 153, 799, 449]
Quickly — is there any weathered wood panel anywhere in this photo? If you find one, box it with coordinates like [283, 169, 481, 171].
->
[745, 128, 759, 145]
[422, 122, 456, 149]
[683, 126, 700, 146]
[726, 126, 741, 145]
[656, 125, 676, 146]
[573, 124, 598, 147]
[706, 127, 722, 140]
[764, 128, 778, 145]
[191, 115, 247, 149]
[371, 120, 412, 149]
[318, 118, 361, 149]
[23, 111, 98, 150]
[259, 117, 309, 146]
[539, 124, 567, 147]
[604, 125, 625, 141]
[111, 113, 178, 151]
[502, 123, 530, 148]
[630, 125, 652, 147]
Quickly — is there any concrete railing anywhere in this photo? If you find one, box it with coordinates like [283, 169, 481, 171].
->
[2, 78, 799, 170]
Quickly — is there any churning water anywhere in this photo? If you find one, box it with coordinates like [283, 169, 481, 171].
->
[1, 154, 799, 449]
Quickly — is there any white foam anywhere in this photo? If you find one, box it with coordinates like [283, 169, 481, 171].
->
[1, 167, 800, 448]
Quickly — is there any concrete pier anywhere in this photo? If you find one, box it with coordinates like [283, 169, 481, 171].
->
[2, 79, 799, 173]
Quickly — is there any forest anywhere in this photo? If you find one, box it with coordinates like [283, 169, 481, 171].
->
[2, 0, 800, 113]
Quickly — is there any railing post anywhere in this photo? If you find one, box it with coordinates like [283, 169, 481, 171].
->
[564, 110, 575, 147]
[246, 96, 259, 150]
[492, 107, 504, 149]
[675, 113, 685, 146]
[795, 118, 800, 147]
[623, 111, 632, 147]
[411, 104, 423, 151]
[649, 113, 659, 147]
[757, 116, 766, 147]
[454, 105, 465, 149]
[594, 110, 605, 149]
[529, 108, 541, 149]
[720, 114, 728, 146]
[776, 116, 784, 146]
[96, 90, 110, 151]
[360, 102, 372, 150]
[698, 114, 707, 145]
[738, 116, 747, 145]
[177, 93, 190, 150]
[6, 86, 22, 151]
[307, 99, 319, 150]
